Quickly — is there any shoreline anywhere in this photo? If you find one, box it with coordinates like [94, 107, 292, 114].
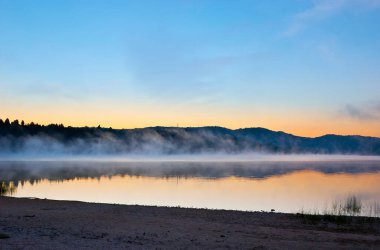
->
[1, 197, 380, 249]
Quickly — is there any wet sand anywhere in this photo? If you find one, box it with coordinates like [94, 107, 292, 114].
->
[0, 197, 379, 249]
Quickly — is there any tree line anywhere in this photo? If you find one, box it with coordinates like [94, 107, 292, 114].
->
[0, 117, 111, 140]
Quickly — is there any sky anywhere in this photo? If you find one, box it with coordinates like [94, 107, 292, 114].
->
[0, 0, 379, 137]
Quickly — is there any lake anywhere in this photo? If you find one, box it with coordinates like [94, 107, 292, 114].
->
[1, 158, 380, 216]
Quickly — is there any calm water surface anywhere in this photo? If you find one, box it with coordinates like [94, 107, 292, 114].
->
[1, 160, 380, 215]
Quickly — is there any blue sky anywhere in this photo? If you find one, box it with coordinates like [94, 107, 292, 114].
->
[0, 0, 379, 136]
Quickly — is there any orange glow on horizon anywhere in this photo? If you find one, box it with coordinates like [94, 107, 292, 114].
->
[1, 103, 379, 138]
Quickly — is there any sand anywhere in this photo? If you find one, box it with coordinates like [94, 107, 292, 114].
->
[0, 197, 379, 249]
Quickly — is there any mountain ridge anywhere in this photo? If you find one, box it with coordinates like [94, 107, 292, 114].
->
[0, 118, 379, 155]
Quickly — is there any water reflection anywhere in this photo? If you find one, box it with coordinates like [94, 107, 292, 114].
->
[2, 160, 380, 182]
[1, 160, 380, 215]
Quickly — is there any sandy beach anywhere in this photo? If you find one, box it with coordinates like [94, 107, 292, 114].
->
[0, 197, 379, 249]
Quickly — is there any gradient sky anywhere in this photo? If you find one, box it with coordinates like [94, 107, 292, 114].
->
[1, 0, 379, 137]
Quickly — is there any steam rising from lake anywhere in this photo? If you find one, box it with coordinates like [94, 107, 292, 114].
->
[1, 126, 380, 156]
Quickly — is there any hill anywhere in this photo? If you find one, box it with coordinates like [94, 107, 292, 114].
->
[0, 118, 380, 155]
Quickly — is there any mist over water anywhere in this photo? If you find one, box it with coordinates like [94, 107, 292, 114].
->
[2, 124, 380, 156]
[2, 152, 380, 162]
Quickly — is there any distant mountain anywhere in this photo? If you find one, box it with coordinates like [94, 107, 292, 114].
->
[0, 118, 380, 155]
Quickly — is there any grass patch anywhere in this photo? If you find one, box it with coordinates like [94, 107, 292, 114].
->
[295, 213, 380, 234]
[296, 195, 380, 233]
[296, 213, 379, 225]
[0, 181, 17, 196]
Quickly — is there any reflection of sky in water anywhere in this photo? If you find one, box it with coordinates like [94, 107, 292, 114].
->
[1, 160, 380, 215]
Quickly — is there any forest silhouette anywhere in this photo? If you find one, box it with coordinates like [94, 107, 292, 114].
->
[1, 118, 380, 155]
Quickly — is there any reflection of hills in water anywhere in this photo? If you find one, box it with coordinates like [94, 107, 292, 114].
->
[2, 160, 380, 181]
[2, 160, 380, 196]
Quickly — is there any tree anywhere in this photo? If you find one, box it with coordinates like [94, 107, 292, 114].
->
[21, 120, 25, 126]
[11, 120, 19, 126]
[0, 119, 3, 126]
[4, 119, 10, 126]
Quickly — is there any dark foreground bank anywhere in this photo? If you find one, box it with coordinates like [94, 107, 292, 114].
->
[0, 197, 379, 249]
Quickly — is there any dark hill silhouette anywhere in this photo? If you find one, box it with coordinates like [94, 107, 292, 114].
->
[0, 118, 379, 155]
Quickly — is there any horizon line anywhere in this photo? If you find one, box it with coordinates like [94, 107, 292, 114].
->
[1, 117, 379, 140]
